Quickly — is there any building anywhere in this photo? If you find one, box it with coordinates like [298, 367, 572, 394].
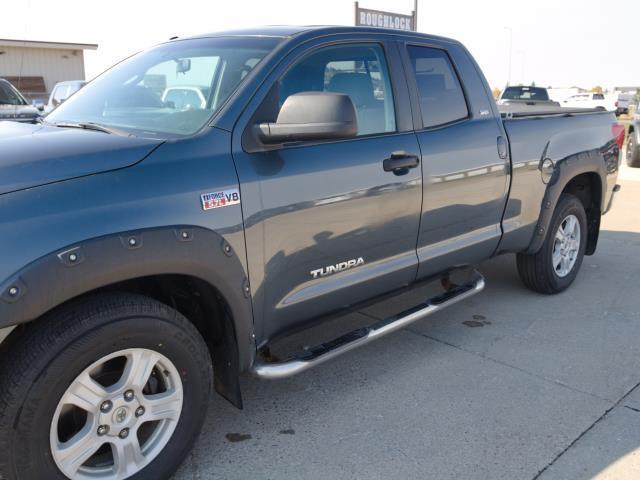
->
[0, 38, 97, 102]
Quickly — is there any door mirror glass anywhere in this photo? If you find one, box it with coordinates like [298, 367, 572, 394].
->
[256, 92, 357, 143]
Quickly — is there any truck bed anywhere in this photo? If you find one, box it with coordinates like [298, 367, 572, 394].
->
[497, 109, 619, 254]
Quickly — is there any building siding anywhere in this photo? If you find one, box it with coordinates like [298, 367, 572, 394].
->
[0, 45, 86, 98]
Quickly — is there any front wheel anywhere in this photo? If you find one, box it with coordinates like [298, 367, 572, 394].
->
[0, 293, 212, 480]
[516, 193, 587, 294]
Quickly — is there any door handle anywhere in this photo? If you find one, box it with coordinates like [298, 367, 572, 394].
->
[383, 152, 420, 172]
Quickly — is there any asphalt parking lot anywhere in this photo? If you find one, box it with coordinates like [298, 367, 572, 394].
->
[174, 160, 640, 480]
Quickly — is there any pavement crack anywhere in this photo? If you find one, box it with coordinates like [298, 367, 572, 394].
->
[624, 405, 640, 413]
[404, 328, 611, 404]
[531, 380, 640, 479]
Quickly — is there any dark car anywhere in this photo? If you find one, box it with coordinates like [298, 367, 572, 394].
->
[0, 78, 41, 123]
[0, 26, 622, 479]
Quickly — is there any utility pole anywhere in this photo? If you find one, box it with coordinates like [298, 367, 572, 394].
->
[414, 0, 418, 31]
[504, 27, 512, 87]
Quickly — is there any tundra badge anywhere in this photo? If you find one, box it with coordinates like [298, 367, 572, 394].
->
[201, 189, 240, 210]
[310, 257, 365, 278]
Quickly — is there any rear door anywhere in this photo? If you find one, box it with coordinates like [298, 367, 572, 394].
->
[400, 42, 510, 278]
[232, 38, 422, 342]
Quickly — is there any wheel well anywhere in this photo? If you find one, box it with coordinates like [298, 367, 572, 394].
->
[562, 172, 602, 255]
[6, 274, 244, 408]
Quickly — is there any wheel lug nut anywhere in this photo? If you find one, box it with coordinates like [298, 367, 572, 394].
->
[118, 428, 129, 439]
[100, 400, 113, 413]
[97, 425, 109, 436]
[124, 390, 134, 401]
[135, 406, 145, 417]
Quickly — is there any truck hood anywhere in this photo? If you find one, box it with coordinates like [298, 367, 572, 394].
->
[0, 121, 163, 195]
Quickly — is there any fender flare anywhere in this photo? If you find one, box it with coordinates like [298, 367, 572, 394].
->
[526, 149, 606, 254]
[0, 226, 256, 405]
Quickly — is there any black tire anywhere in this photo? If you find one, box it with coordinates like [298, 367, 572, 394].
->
[516, 193, 587, 294]
[627, 133, 640, 167]
[0, 293, 212, 480]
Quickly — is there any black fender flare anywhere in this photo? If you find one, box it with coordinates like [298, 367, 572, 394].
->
[0, 226, 255, 406]
[526, 149, 607, 254]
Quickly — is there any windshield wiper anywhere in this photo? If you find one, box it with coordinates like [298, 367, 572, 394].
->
[54, 121, 131, 136]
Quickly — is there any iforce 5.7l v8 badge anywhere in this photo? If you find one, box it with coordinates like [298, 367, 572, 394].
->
[201, 189, 240, 210]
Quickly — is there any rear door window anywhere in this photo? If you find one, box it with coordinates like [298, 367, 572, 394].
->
[406, 45, 468, 129]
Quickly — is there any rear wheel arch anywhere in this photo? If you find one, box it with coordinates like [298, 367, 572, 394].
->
[560, 172, 602, 255]
[527, 151, 606, 255]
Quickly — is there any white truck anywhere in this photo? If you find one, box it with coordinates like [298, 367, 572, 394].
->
[562, 92, 616, 111]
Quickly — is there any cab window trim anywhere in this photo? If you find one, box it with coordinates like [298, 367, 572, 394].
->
[403, 42, 472, 132]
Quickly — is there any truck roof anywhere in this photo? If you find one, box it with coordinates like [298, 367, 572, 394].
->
[185, 25, 460, 45]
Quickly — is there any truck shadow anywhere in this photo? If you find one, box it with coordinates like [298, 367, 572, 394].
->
[175, 228, 640, 480]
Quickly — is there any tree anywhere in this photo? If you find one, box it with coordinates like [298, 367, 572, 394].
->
[492, 87, 501, 99]
[591, 86, 603, 94]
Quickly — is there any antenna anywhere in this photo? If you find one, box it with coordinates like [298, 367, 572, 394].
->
[17, 0, 32, 96]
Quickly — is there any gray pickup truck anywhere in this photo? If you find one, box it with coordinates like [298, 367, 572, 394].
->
[0, 26, 623, 480]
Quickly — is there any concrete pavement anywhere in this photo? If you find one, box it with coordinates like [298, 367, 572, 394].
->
[174, 161, 640, 480]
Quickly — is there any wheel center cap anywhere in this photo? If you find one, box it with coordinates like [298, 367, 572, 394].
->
[112, 406, 130, 425]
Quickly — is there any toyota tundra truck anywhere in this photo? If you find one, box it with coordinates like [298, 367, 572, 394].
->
[0, 26, 623, 480]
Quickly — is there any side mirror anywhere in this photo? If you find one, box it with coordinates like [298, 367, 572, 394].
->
[176, 58, 191, 74]
[256, 92, 358, 144]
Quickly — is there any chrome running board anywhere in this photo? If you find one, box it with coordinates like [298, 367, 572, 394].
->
[251, 270, 485, 379]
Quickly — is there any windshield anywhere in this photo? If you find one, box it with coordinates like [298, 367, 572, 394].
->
[46, 37, 280, 137]
[502, 86, 549, 101]
[0, 81, 28, 106]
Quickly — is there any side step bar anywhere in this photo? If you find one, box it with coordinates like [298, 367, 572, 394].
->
[250, 270, 485, 380]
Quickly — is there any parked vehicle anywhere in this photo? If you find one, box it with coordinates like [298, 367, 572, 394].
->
[497, 85, 560, 109]
[615, 92, 634, 116]
[0, 26, 623, 480]
[44, 80, 86, 113]
[161, 86, 208, 109]
[0, 78, 41, 123]
[627, 101, 640, 167]
[562, 92, 616, 111]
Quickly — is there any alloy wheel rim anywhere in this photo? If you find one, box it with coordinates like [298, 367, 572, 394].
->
[552, 214, 581, 278]
[50, 348, 183, 479]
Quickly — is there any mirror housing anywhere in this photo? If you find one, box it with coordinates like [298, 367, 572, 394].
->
[256, 92, 358, 144]
[176, 58, 191, 74]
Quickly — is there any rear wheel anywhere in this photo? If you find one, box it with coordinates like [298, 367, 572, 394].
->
[627, 133, 640, 167]
[516, 193, 587, 294]
[0, 293, 212, 480]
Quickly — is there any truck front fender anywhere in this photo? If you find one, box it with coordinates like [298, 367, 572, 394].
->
[0, 226, 255, 407]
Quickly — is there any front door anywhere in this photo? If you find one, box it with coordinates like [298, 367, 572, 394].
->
[233, 41, 422, 342]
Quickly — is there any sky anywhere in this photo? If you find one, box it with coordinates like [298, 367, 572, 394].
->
[3, 0, 639, 90]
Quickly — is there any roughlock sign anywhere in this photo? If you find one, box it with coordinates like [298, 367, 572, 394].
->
[201, 188, 241, 210]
